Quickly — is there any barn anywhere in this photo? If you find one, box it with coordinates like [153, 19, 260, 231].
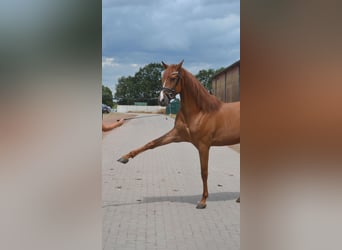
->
[211, 60, 240, 103]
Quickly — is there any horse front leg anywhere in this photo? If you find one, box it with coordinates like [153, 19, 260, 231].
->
[196, 144, 209, 209]
[117, 128, 181, 164]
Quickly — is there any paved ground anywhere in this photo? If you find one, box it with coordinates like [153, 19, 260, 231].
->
[102, 114, 240, 250]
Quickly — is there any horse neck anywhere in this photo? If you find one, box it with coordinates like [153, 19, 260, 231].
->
[179, 71, 203, 116]
[178, 69, 221, 119]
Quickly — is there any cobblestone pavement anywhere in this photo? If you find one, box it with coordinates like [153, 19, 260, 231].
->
[103, 114, 240, 250]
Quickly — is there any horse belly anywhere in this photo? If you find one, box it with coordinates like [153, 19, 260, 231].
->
[211, 105, 240, 146]
[211, 131, 240, 146]
[212, 138, 240, 146]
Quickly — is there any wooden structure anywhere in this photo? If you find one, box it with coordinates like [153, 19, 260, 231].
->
[212, 60, 240, 103]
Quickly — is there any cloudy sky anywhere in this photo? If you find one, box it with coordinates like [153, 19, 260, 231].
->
[103, 0, 240, 93]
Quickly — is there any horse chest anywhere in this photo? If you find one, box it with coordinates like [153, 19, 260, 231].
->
[183, 119, 213, 144]
[179, 115, 210, 140]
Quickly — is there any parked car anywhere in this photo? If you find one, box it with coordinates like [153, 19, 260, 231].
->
[102, 104, 111, 113]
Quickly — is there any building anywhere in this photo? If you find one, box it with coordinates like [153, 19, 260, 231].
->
[211, 60, 240, 103]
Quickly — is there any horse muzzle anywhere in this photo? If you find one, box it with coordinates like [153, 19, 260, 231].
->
[159, 90, 170, 106]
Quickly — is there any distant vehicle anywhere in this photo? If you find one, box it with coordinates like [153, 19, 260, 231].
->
[102, 104, 111, 113]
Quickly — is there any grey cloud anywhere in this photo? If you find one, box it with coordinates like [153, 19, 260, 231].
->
[103, 0, 239, 90]
[103, 0, 159, 8]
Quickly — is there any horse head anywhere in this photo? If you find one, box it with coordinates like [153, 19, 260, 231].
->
[159, 60, 184, 106]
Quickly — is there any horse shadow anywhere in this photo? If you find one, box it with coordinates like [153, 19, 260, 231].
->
[103, 192, 240, 208]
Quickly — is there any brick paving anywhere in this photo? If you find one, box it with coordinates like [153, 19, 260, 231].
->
[102, 114, 240, 250]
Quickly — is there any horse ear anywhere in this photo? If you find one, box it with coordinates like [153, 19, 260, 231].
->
[176, 59, 184, 70]
[162, 61, 168, 69]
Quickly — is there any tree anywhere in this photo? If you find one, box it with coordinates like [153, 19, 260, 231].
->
[114, 63, 227, 104]
[115, 63, 164, 105]
[195, 69, 216, 91]
[115, 76, 137, 104]
[102, 85, 114, 107]
[214, 67, 226, 75]
[195, 67, 226, 92]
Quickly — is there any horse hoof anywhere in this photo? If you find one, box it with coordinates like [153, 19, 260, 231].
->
[236, 197, 240, 203]
[117, 157, 129, 164]
[196, 203, 207, 209]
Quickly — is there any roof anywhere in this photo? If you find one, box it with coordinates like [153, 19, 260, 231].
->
[212, 59, 240, 79]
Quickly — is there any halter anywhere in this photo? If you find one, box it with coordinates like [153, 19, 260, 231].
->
[162, 71, 181, 99]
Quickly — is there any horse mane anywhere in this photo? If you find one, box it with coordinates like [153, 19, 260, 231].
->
[181, 68, 222, 113]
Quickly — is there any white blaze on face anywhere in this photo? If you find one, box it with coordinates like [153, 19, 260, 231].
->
[159, 90, 165, 103]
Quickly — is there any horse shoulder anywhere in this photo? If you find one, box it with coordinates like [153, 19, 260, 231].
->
[174, 112, 191, 141]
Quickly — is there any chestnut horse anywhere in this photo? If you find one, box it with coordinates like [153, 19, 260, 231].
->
[118, 60, 240, 208]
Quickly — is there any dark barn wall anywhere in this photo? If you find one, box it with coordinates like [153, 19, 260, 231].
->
[212, 60, 240, 103]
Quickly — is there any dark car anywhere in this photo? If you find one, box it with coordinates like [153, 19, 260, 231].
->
[102, 104, 111, 113]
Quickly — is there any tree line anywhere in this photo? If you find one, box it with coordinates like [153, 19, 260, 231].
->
[102, 62, 225, 106]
